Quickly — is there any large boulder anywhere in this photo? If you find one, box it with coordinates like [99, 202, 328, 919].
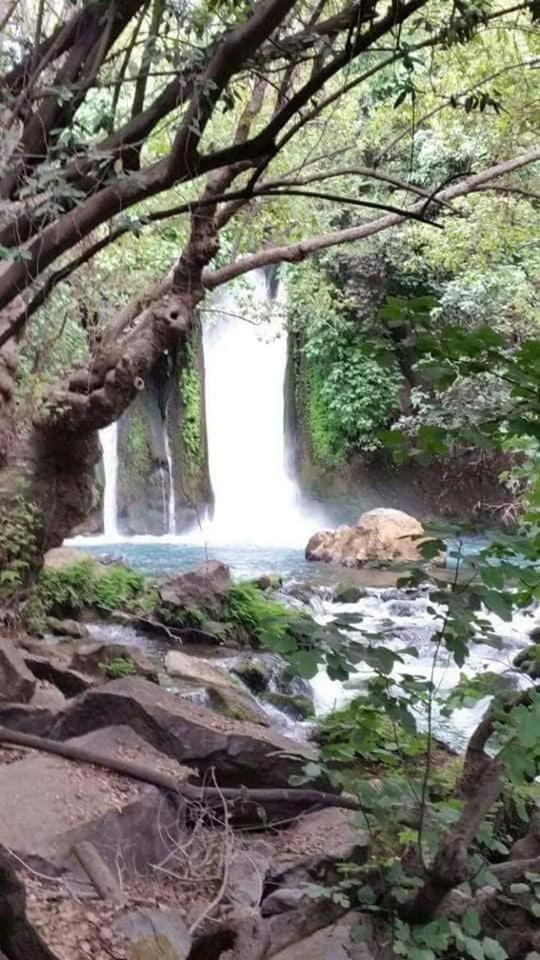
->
[158, 561, 232, 621]
[0, 726, 189, 870]
[0, 640, 36, 703]
[51, 677, 316, 788]
[306, 508, 427, 567]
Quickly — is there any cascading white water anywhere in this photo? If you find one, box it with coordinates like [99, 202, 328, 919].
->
[99, 422, 119, 538]
[201, 269, 316, 546]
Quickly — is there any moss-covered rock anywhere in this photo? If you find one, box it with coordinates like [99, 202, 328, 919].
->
[261, 690, 314, 720]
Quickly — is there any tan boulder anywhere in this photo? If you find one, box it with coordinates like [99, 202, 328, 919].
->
[306, 508, 427, 567]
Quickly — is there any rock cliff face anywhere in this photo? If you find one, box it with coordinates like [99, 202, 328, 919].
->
[116, 325, 212, 535]
[306, 508, 428, 567]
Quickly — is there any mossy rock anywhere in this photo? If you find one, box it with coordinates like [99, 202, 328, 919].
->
[334, 584, 368, 604]
[230, 658, 272, 693]
[262, 691, 315, 721]
[207, 685, 270, 726]
[251, 574, 283, 591]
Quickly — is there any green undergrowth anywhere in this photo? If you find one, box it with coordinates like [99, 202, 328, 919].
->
[224, 582, 303, 649]
[317, 698, 457, 784]
[23, 560, 158, 630]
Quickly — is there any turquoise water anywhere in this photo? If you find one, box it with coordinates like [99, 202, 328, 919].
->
[74, 534, 489, 581]
[78, 540, 312, 580]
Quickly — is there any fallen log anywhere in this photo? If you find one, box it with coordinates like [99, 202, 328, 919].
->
[0, 727, 360, 820]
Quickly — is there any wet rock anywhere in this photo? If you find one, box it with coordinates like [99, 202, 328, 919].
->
[387, 600, 417, 617]
[261, 691, 314, 720]
[513, 644, 540, 679]
[230, 657, 272, 693]
[114, 909, 191, 960]
[51, 677, 317, 788]
[207, 685, 271, 726]
[333, 585, 368, 605]
[71, 642, 158, 682]
[306, 508, 431, 567]
[166, 649, 270, 725]
[253, 573, 283, 591]
[0, 640, 36, 703]
[166, 649, 235, 688]
[46, 617, 89, 640]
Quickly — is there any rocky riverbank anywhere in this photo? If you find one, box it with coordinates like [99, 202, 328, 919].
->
[1, 549, 539, 960]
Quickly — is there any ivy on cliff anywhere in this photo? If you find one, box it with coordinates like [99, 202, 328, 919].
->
[289, 261, 402, 465]
[180, 337, 203, 470]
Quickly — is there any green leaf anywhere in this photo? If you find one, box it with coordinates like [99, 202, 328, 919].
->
[462, 911, 482, 936]
[465, 938, 485, 960]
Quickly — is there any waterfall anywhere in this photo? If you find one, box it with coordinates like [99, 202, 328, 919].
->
[164, 409, 176, 535]
[201, 269, 316, 546]
[100, 422, 119, 538]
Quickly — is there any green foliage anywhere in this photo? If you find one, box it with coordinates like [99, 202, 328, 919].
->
[225, 582, 301, 650]
[317, 698, 429, 772]
[23, 561, 157, 629]
[289, 262, 402, 465]
[98, 656, 138, 679]
[0, 496, 41, 597]
[180, 337, 203, 468]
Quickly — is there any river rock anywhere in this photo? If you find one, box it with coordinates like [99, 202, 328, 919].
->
[46, 617, 89, 640]
[158, 561, 232, 622]
[333, 584, 368, 604]
[166, 649, 270, 725]
[0, 640, 36, 703]
[71, 642, 158, 682]
[306, 508, 428, 567]
[51, 677, 317, 788]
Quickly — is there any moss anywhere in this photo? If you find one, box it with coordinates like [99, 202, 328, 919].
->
[180, 338, 203, 470]
[225, 582, 301, 649]
[23, 560, 158, 631]
[122, 409, 153, 502]
[262, 690, 314, 720]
